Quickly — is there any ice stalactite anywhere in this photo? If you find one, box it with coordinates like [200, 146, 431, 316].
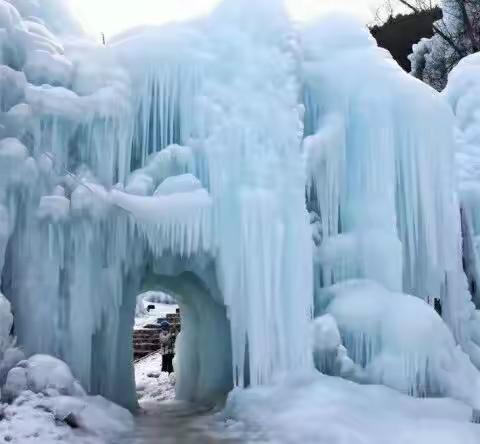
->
[111, 0, 314, 388]
[304, 16, 476, 347]
[0, 0, 315, 408]
[445, 53, 480, 368]
[198, 0, 313, 386]
[303, 16, 480, 405]
[1, 0, 480, 415]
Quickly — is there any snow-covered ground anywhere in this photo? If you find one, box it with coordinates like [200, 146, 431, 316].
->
[135, 303, 178, 330]
[135, 352, 175, 404]
[0, 355, 133, 444]
[133, 354, 480, 444]
[224, 372, 480, 444]
[135, 292, 178, 329]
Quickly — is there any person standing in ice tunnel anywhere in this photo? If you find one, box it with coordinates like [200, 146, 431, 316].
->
[159, 321, 175, 374]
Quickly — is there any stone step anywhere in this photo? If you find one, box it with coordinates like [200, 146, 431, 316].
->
[133, 336, 159, 340]
[135, 343, 161, 351]
[134, 351, 152, 360]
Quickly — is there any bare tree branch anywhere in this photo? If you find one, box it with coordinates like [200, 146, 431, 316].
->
[396, 0, 466, 56]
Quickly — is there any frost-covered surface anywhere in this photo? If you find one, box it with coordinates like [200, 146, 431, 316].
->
[135, 352, 175, 403]
[0, 354, 133, 444]
[224, 373, 480, 444]
[0, 391, 133, 444]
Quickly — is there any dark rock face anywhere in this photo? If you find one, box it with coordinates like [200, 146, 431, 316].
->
[371, 8, 442, 72]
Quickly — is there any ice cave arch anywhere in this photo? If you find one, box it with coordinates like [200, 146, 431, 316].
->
[0, 0, 314, 410]
[2, 0, 480, 415]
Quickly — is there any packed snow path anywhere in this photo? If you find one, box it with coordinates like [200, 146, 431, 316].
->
[131, 351, 252, 443]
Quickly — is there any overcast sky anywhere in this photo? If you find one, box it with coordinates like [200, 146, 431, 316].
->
[71, 0, 384, 37]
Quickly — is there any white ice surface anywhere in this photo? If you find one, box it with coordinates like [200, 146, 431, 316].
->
[224, 373, 480, 444]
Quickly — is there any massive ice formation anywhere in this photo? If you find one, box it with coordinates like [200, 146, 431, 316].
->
[305, 16, 480, 401]
[0, 0, 479, 414]
[446, 54, 480, 313]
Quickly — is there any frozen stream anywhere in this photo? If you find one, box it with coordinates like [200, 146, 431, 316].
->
[118, 401, 248, 444]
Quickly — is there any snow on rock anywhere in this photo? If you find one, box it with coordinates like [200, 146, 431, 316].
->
[0, 391, 132, 444]
[3, 354, 86, 401]
[22, 354, 85, 397]
[0, 392, 96, 444]
[48, 395, 134, 437]
[135, 291, 177, 320]
[0, 354, 133, 443]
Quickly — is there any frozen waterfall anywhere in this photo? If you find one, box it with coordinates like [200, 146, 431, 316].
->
[0, 0, 479, 415]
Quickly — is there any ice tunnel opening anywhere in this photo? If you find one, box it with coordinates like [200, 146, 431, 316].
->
[132, 265, 234, 409]
[1, 238, 234, 411]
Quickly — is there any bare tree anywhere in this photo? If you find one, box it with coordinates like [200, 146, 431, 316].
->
[374, 0, 437, 24]
[376, 0, 480, 90]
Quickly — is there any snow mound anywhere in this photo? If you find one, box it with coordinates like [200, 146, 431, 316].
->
[0, 391, 132, 444]
[316, 280, 480, 409]
[1, 354, 133, 443]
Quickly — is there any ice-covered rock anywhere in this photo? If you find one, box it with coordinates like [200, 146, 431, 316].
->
[5, 354, 87, 397]
[3, 366, 27, 401]
[47, 394, 134, 437]
[318, 280, 480, 409]
[0, 390, 132, 444]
